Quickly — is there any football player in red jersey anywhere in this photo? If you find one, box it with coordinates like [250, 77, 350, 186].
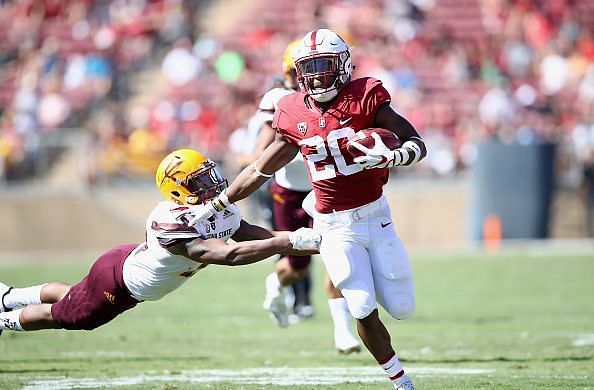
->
[0, 149, 319, 336]
[187, 29, 426, 390]
[251, 39, 361, 354]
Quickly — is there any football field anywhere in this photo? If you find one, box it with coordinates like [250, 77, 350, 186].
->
[1, 246, 593, 389]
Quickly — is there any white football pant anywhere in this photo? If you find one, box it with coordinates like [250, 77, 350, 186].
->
[311, 195, 415, 320]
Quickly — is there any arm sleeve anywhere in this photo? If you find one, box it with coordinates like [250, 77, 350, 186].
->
[272, 108, 299, 147]
[150, 208, 202, 248]
[363, 80, 391, 119]
[152, 221, 201, 248]
[258, 90, 276, 111]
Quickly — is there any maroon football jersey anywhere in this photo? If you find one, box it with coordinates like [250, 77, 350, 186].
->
[272, 77, 391, 213]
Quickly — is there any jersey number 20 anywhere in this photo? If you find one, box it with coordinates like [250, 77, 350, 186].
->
[298, 127, 363, 182]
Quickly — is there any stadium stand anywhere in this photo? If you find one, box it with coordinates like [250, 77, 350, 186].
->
[0, 0, 593, 238]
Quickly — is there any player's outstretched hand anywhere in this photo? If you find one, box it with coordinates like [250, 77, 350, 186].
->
[352, 132, 402, 169]
[187, 203, 217, 226]
[289, 227, 321, 251]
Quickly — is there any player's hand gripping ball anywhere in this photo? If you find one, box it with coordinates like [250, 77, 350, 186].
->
[346, 128, 401, 158]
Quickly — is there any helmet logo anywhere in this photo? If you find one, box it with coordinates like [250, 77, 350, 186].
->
[297, 122, 307, 134]
[160, 159, 184, 190]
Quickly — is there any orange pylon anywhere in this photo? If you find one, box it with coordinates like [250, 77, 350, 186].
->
[483, 213, 502, 252]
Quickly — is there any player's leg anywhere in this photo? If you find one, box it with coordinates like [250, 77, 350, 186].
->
[356, 310, 414, 389]
[1, 281, 71, 334]
[325, 273, 361, 354]
[0, 303, 62, 333]
[318, 217, 414, 389]
[318, 230, 381, 354]
[368, 209, 415, 321]
[1, 281, 70, 313]
[291, 272, 314, 320]
[367, 210, 416, 389]
[263, 256, 308, 327]
[371, 240, 415, 321]
[52, 245, 140, 331]
[2, 244, 140, 335]
[263, 184, 312, 327]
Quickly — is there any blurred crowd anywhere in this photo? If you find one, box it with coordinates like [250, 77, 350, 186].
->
[0, 0, 593, 202]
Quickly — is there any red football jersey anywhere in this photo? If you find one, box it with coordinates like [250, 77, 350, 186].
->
[272, 77, 391, 213]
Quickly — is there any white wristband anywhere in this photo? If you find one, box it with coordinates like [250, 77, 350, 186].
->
[253, 161, 274, 178]
[211, 189, 231, 212]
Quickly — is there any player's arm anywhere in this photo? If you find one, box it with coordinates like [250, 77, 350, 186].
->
[253, 122, 277, 154]
[226, 133, 298, 203]
[231, 220, 318, 257]
[373, 103, 427, 166]
[167, 226, 318, 266]
[185, 134, 298, 226]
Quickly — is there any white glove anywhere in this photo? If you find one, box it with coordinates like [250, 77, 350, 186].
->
[352, 132, 402, 169]
[186, 202, 217, 226]
[288, 227, 321, 251]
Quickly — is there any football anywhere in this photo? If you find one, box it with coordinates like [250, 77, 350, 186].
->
[346, 128, 402, 158]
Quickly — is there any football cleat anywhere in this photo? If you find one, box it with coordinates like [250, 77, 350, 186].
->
[0, 282, 12, 313]
[288, 304, 316, 325]
[262, 293, 289, 328]
[295, 304, 315, 319]
[393, 374, 415, 390]
[335, 331, 362, 355]
[262, 273, 289, 328]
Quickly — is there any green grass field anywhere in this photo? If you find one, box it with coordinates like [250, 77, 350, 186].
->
[1, 248, 593, 389]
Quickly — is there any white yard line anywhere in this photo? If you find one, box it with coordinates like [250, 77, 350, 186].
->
[22, 366, 493, 389]
[572, 333, 594, 347]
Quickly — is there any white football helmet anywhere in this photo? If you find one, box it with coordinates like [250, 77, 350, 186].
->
[293, 29, 353, 103]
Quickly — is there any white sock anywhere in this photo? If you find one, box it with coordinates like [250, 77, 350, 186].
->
[0, 309, 24, 331]
[265, 272, 282, 299]
[3, 284, 45, 309]
[328, 297, 356, 336]
[378, 351, 404, 384]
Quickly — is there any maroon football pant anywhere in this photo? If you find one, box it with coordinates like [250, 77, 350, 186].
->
[51, 243, 141, 330]
[271, 181, 312, 270]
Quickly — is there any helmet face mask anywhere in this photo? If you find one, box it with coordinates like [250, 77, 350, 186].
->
[184, 163, 228, 204]
[293, 29, 353, 102]
[156, 149, 227, 205]
[297, 55, 339, 94]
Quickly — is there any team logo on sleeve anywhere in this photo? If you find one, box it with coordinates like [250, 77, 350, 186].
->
[297, 122, 307, 134]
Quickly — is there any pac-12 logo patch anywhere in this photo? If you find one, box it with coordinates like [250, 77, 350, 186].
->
[297, 122, 307, 134]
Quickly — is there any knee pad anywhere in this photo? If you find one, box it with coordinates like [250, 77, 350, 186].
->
[385, 293, 415, 320]
[343, 288, 377, 319]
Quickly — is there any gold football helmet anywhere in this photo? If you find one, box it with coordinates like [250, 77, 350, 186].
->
[282, 39, 300, 90]
[156, 149, 227, 205]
